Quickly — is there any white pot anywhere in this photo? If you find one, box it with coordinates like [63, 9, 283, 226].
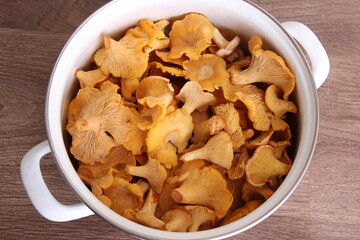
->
[21, 0, 330, 239]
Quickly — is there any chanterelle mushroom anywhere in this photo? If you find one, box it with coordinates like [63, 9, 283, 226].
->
[66, 81, 132, 164]
[75, 68, 108, 88]
[134, 188, 165, 229]
[213, 28, 241, 58]
[146, 108, 194, 155]
[125, 158, 167, 194]
[161, 208, 192, 232]
[265, 84, 297, 118]
[181, 205, 216, 232]
[93, 34, 149, 79]
[103, 177, 149, 216]
[168, 13, 215, 60]
[214, 103, 245, 149]
[171, 165, 233, 218]
[183, 54, 229, 92]
[245, 145, 291, 187]
[175, 81, 216, 114]
[230, 35, 295, 100]
[181, 131, 234, 169]
[220, 199, 264, 226]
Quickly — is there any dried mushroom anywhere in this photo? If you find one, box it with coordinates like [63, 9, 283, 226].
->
[230, 35, 295, 100]
[67, 81, 131, 164]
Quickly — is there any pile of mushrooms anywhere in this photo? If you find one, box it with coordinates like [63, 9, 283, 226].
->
[66, 13, 297, 232]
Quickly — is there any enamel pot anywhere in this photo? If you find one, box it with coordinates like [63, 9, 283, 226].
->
[21, 0, 330, 239]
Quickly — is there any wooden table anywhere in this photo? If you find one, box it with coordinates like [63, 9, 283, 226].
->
[1, 0, 359, 239]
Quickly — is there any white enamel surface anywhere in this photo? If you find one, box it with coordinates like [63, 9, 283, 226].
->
[39, 0, 323, 239]
[20, 140, 94, 222]
[282, 21, 330, 88]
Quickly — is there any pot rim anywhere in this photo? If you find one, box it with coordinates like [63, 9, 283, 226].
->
[45, 0, 319, 239]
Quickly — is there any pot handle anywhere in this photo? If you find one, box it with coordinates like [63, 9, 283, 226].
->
[281, 21, 330, 89]
[21, 140, 94, 222]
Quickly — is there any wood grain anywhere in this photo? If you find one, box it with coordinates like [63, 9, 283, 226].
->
[1, 0, 359, 239]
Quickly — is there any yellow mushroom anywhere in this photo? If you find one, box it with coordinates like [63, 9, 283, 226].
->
[183, 54, 229, 92]
[120, 77, 140, 102]
[181, 131, 233, 169]
[77, 145, 136, 184]
[168, 13, 215, 60]
[75, 68, 109, 88]
[134, 188, 166, 229]
[136, 76, 174, 129]
[66, 81, 132, 164]
[125, 158, 167, 194]
[147, 61, 185, 77]
[220, 199, 264, 226]
[265, 84, 297, 118]
[230, 35, 295, 100]
[213, 28, 241, 58]
[241, 181, 274, 202]
[126, 19, 170, 54]
[90, 168, 118, 207]
[245, 129, 274, 149]
[123, 108, 148, 155]
[155, 50, 188, 66]
[161, 208, 192, 232]
[268, 140, 291, 159]
[228, 146, 250, 180]
[192, 114, 226, 144]
[214, 103, 245, 149]
[181, 205, 216, 232]
[103, 178, 149, 216]
[93, 34, 148, 78]
[245, 145, 291, 187]
[227, 83, 288, 131]
[146, 108, 194, 154]
[150, 142, 178, 168]
[171, 165, 233, 218]
[176, 81, 216, 114]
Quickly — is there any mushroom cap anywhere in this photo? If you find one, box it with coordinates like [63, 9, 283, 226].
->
[123, 108, 148, 155]
[161, 208, 192, 232]
[93, 34, 149, 78]
[245, 145, 291, 187]
[181, 131, 234, 170]
[77, 145, 136, 184]
[176, 81, 216, 114]
[147, 61, 185, 77]
[120, 77, 140, 101]
[146, 108, 194, 154]
[213, 28, 241, 58]
[265, 84, 297, 118]
[75, 68, 109, 88]
[220, 199, 264, 226]
[168, 13, 215, 60]
[155, 50, 188, 66]
[181, 205, 216, 232]
[171, 165, 233, 218]
[149, 142, 178, 169]
[231, 84, 288, 131]
[183, 54, 229, 92]
[230, 35, 295, 100]
[135, 188, 166, 229]
[214, 103, 245, 148]
[103, 177, 149, 215]
[245, 129, 274, 149]
[66, 81, 132, 164]
[136, 76, 174, 108]
[241, 181, 274, 202]
[125, 158, 167, 194]
[228, 146, 250, 180]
